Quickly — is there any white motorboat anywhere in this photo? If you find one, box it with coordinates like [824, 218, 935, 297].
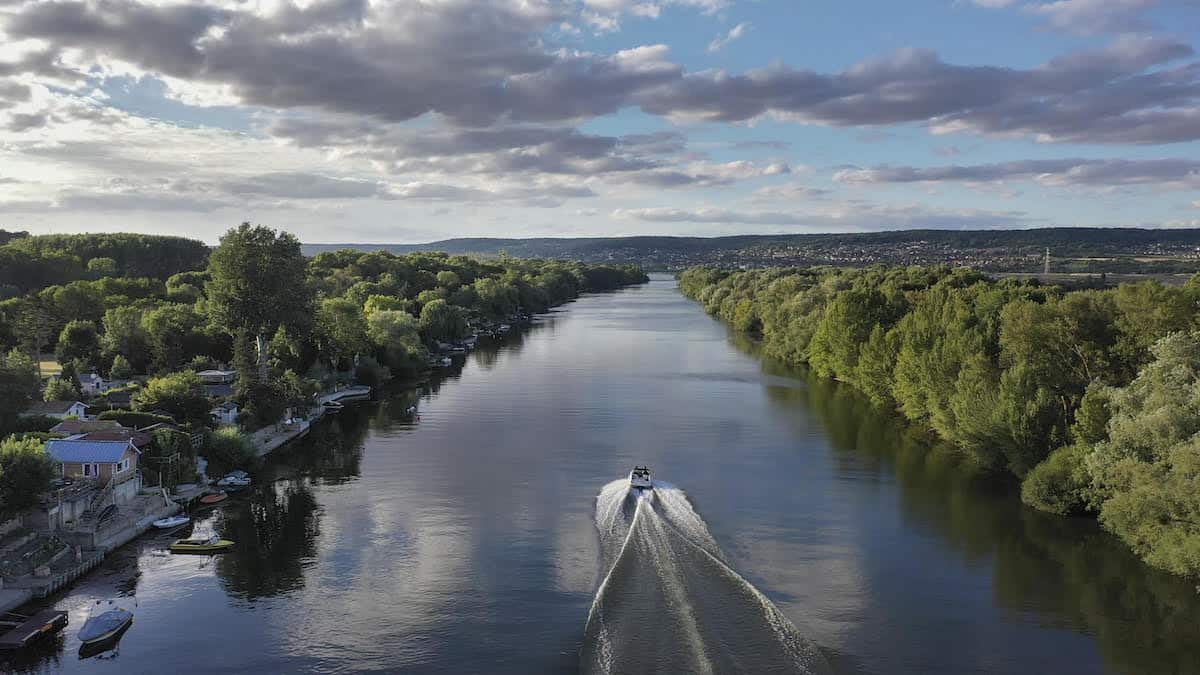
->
[152, 515, 190, 529]
[629, 466, 652, 490]
[217, 470, 251, 489]
[77, 599, 133, 648]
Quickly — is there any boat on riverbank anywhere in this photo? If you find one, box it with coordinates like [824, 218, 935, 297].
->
[77, 599, 133, 652]
[198, 492, 229, 506]
[152, 515, 190, 529]
[169, 535, 234, 554]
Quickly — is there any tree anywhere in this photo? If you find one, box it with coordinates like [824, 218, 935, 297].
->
[436, 270, 461, 289]
[109, 354, 133, 379]
[43, 374, 79, 402]
[0, 437, 56, 517]
[142, 303, 205, 373]
[0, 348, 39, 431]
[366, 309, 426, 374]
[86, 257, 118, 278]
[317, 298, 369, 371]
[1084, 332, 1200, 577]
[132, 371, 210, 428]
[56, 319, 101, 369]
[418, 299, 467, 343]
[102, 306, 151, 374]
[206, 224, 312, 380]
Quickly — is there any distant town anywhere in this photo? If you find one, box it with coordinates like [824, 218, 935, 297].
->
[302, 227, 1200, 280]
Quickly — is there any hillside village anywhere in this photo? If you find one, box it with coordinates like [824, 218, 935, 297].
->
[0, 226, 647, 611]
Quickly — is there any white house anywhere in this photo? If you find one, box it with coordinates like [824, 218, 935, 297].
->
[22, 400, 89, 420]
[210, 401, 239, 426]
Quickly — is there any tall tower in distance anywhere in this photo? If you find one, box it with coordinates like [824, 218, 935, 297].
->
[1044, 247, 1051, 274]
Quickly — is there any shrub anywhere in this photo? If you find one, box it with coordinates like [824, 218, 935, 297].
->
[203, 427, 257, 477]
[1021, 443, 1096, 515]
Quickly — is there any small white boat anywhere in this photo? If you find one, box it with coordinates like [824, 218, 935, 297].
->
[77, 599, 133, 648]
[217, 470, 251, 488]
[497, 324, 511, 334]
[152, 515, 190, 529]
[629, 466, 652, 490]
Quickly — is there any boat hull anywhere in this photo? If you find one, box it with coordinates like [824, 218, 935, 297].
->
[169, 539, 234, 554]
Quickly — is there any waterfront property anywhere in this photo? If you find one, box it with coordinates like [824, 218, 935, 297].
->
[20, 401, 89, 420]
[44, 439, 140, 484]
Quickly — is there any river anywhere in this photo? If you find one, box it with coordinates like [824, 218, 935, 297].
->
[4, 275, 1198, 674]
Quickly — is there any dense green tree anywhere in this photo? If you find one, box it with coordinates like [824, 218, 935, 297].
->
[418, 299, 468, 343]
[56, 319, 101, 369]
[0, 437, 57, 517]
[108, 354, 133, 379]
[207, 224, 312, 379]
[102, 306, 152, 373]
[0, 348, 39, 431]
[366, 309, 426, 374]
[143, 303, 206, 372]
[132, 371, 210, 427]
[317, 298, 369, 371]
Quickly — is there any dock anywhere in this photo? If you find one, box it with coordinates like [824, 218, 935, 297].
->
[0, 609, 68, 650]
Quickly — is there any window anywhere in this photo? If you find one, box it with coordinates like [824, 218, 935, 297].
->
[116, 458, 130, 473]
[82, 463, 97, 477]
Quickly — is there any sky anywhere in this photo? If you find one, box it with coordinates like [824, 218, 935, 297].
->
[0, 0, 1198, 244]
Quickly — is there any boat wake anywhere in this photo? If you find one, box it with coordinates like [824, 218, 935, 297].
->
[581, 480, 829, 674]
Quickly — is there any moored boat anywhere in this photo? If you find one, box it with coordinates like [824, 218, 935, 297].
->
[217, 470, 251, 489]
[169, 535, 234, 554]
[77, 599, 133, 649]
[152, 515, 191, 529]
[198, 491, 229, 506]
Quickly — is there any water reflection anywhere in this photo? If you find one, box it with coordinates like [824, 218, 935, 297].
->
[757, 351, 1200, 675]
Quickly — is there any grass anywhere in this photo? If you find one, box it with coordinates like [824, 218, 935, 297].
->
[37, 355, 62, 378]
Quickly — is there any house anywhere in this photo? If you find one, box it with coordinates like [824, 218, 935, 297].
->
[210, 401, 239, 426]
[21, 400, 89, 420]
[204, 383, 234, 398]
[44, 439, 140, 485]
[49, 419, 122, 435]
[76, 374, 135, 398]
[197, 369, 237, 384]
[78, 373, 104, 397]
[75, 428, 153, 451]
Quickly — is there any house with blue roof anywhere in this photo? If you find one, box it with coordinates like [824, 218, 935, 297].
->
[44, 439, 140, 485]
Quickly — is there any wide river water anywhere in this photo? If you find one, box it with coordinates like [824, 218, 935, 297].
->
[5, 275, 1199, 674]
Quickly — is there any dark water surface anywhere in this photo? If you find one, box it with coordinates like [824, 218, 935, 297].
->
[5, 275, 1199, 674]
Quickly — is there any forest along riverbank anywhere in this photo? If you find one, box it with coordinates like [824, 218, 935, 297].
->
[679, 265, 1200, 581]
[3, 275, 1199, 674]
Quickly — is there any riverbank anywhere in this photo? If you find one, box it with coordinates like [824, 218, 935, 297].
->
[678, 265, 1200, 581]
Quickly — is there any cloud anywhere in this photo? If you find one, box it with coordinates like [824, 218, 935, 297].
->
[1025, 0, 1160, 35]
[219, 172, 393, 200]
[707, 22, 751, 53]
[834, 158, 1200, 189]
[2, 2, 1196, 144]
[642, 35, 1200, 144]
[614, 202, 1031, 229]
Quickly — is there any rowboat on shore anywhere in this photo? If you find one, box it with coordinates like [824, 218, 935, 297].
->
[198, 491, 229, 506]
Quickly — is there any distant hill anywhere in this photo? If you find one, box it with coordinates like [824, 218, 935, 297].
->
[302, 228, 1200, 274]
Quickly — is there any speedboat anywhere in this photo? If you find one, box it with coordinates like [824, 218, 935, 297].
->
[152, 515, 191, 529]
[629, 466, 652, 490]
[217, 470, 251, 489]
[169, 535, 234, 554]
[77, 599, 133, 649]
